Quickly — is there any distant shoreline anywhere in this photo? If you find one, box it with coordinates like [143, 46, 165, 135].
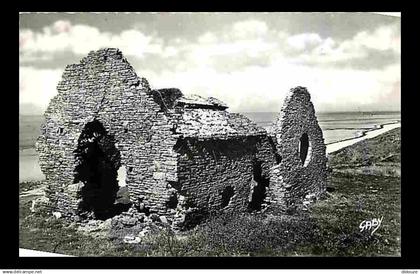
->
[325, 120, 401, 146]
[326, 121, 401, 154]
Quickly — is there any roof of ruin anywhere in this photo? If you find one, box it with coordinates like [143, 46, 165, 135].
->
[151, 89, 228, 111]
[149, 88, 266, 139]
[176, 94, 229, 110]
[149, 89, 266, 140]
[175, 108, 266, 140]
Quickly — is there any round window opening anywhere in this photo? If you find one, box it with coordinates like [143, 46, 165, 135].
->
[299, 133, 312, 166]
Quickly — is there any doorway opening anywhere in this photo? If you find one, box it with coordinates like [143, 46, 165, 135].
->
[248, 160, 269, 211]
[73, 120, 131, 220]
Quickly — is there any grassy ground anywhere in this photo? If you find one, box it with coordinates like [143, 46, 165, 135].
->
[19, 128, 401, 256]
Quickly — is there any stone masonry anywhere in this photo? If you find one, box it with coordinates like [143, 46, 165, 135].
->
[269, 87, 327, 211]
[36, 48, 327, 229]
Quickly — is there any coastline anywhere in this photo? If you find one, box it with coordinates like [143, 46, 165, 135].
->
[326, 121, 401, 154]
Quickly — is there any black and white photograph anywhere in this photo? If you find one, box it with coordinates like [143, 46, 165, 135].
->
[18, 12, 402, 259]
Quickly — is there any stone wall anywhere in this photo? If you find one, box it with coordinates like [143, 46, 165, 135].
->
[269, 86, 327, 211]
[171, 135, 276, 227]
[36, 48, 327, 229]
[36, 48, 180, 220]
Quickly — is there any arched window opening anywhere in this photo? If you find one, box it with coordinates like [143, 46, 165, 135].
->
[298, 133, 312, 167]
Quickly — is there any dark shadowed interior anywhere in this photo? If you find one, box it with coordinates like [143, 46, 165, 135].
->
[221, 186, 235, 208]
[248, 160, 270, 211]
[299, 133, 309, 164]
[73, 120, 131, 220]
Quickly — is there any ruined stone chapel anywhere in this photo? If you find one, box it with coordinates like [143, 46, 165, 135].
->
[36, 48, 327, 229]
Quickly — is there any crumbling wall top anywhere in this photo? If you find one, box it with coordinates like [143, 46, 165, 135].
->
[175, 109, 266, 140]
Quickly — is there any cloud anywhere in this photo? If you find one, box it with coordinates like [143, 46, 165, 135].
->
[141, 60, 400, 113]
[287, 33, 323, 51]
[19, 18, 401, 114]
[231, 19, 269, 39]
[21, 19, 400, 71]
[184, 39, 278, 69]
[162, 19, 281, 71]
[350, 24, 400, 53]
[53, 20, 71, 33]
[19, 20, 166, 63]
[294, 23, 401, 68]
[138, 20, 400, 112]
[19, 66, 62, 110]
[198, 32, 218, 44]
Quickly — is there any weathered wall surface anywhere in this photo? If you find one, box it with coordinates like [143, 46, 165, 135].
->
[36, 48, 326, 229]
[254, 135, 281, 210]
[36, 48, 179, 220]
[172, 136, 276, 227]
[174, 138, 255, 227]
[270, 86, 327, 211]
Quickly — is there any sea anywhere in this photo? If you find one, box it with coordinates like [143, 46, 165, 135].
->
[19, 112, 401, 182]
[242, 111, 401, 145]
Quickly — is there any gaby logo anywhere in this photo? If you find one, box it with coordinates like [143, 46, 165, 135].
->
[359, 217, 383, 235]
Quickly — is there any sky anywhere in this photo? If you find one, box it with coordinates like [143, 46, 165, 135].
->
[19, 12, 401, 115]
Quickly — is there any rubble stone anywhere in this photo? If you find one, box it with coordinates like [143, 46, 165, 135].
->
[270, 87, 327, 210]
[36, 48, 327, 230]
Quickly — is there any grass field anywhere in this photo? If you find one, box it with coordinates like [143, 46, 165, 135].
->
[19, 128, 401, 256]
